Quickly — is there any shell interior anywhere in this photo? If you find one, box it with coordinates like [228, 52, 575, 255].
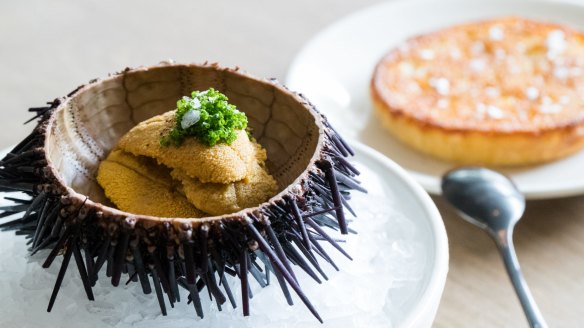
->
[47, 64, 320, 210]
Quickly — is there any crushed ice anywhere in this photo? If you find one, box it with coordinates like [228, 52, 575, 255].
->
[0, 163, 427, 328]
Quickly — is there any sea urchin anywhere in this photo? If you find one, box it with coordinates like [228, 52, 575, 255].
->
[0, 62, 365, 322]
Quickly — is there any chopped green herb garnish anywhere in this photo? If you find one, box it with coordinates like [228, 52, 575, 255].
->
[161, 88, 248, 147]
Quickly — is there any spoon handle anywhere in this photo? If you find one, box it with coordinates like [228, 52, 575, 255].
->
[495, 230, 548, 328]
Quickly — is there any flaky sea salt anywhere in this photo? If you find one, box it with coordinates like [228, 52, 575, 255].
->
[539, 103, 563, 114]
[560, 95, 571, 105]
[0, 163, 426, 328]
[488, 26, 504, 41]
[485, 87, 500, 98]
[181, 109, 201, 129]
[419, 49, 435, 60]
[470, 59, 486, 72]
[476, 102, 487, 116]
[406, 82, 422, 93]
[553, 66, 570, 80]
[437, 98, 449, 109]
[486, 105, 505, 119]
[429, 77, 450, 95]
[539, 96, 563, 114]
[450, 48, 462, 59]
[546, 29, 567, 59]
[553, 63, 581, 80]
[476, 103, 505, 120]
[525, 87, 540, 101]
[398, 62, 415, 76]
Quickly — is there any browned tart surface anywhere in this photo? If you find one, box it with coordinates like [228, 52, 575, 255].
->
[371, 17, 584, 165]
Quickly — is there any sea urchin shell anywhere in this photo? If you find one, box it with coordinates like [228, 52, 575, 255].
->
[0, 62, 364, 322]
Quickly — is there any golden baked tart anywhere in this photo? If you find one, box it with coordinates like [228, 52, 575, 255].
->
[371, 17, 584, 166]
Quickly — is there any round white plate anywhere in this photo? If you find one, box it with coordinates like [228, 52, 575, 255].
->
[286, 0, 584, 200]
[0, 143, 448, 328]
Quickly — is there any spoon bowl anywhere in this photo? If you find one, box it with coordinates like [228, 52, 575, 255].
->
[442, 167, 525, 232]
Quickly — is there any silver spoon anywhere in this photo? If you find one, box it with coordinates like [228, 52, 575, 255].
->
[441, 167, 548, 328]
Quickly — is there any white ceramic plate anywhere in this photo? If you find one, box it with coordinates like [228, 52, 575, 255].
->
[0, 143, 448, 328]
[286, 0, 584, 200]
